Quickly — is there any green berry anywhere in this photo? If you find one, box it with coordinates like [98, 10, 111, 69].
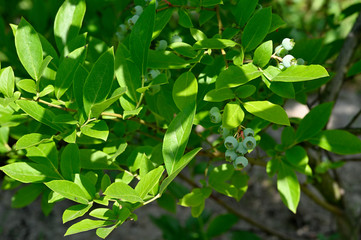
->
[236, 143, 248, 155]
[210, 111, 222, 123]
[233, 156, 248, 169]
[275, 45, 288, 58]
[171, 35, 182, 43]
[278, 62, 286, 71]
[210, 107, 220, 114]
[149, 69, 160, 79]
[282, 54, 297, 68]
[242, 136, 256, 150]
[297, 58, 305, 65]
[243, 128, 254, 137]
[282, 38, 295, 51]
[134, 5, 143, 16]
[225, 150, 238, 162]
[224, 136, 238, 150]
[156, 40, 168, 51]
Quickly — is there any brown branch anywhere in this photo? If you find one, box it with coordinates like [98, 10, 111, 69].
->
[321, 11, 361, 103]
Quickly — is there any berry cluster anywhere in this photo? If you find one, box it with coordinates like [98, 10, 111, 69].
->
[274, 38, 305, 70]
[223, 128, 256, 170]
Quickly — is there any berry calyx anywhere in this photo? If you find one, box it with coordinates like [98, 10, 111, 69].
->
[210, 111, 222, 123]
[282, 54, 297, 68]
[224, 136, 238, 150]
[282, 38, 295, 51]
[242, 136, 257, 150]
[225, 149, 238, 162]
[233, 156, 248, 169]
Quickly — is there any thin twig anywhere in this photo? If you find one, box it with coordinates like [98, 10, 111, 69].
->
[345, 109, 361, 128]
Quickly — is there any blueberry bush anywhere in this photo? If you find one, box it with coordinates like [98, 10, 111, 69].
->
[0, 0, 361, 239]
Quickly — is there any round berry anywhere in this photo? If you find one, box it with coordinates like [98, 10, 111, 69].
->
[282, 38, 295, 51]
[275, 45, 288, 58]
[156, 40, 168, 51]
[134, 5, 143, 16]
[210, 111, 222, 123]
[171, 35, 182, 43]
[297, 58, 305, 65]
[236, 143, 248, 155]
[243, 128, 254, 137]
[210, 107, 220, 114]
[224, 136, 238, 150]
[219, 125, 231, 138]
[278, 62, 286, 71]
[128, 15, 139, 26]
[242, 136, 256, 150]
[149, 69, 160, 79]
[225, 150, 238, 162]
[282, 54, 297, 68]
[233, 156, 248, 169]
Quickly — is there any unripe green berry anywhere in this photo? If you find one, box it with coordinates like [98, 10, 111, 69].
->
[242, 136, 257, 150]
[282, 54, 297, 68]
[225, 149, 238, 162]
[149, 69, 160, 79]
[128, 15, 139, 26]
[233, 156, 248, 169]
[282, 38, 295, 51]
[278, 62, 286, 71]
[297, 58, 305, 65]
[156, 40, 168, 51]
[210, 111, 222, 123]
[134, 5, 143, 16]
[224, 136, 238, 150]
[236, 143, 248, 155]
[275, 45, 288, 58]
[210, 107, 220, 114]
[219, 125, 231, 139]
[243, 128, 254, 137]
[171, 35, 182, 43]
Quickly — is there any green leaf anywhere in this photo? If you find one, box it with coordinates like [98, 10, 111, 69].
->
[178, 9, 193, 28]
[269, 14, 286, 33]
[11, 183, 44, 208]
[241, 7, 272, 52]
[90, 87, 126, 118]
[201, 0, 223, 7]
[83, 48, 115, 119]
[153, 8, 173, 39]
[199, 11, 216, 26]
[285, 146, 311, 175]
[253, 40, 272, 68]
[39, 84, 54, 97]
[15, 18, 43, 80]
[216, 64, 261, 89]
[129, 1, 155, 77]
[115, 44, 141, 111]
[26, 141, 58, 169]
[104, 181, 143, 203]
[172, 72, 198, 111]
[60, 144, 80, 181]
[17, 79, 37, 94]
[232, 0, 258, 27]
[160, 148, 201, 194]
[52, 114, 77, 125]
[135, 166, 164, 199]
[81, 120, 109, 141]
[169, 42, 197, 58]
[16, 100, 65, 131]
[207, 214, 239, 238]
[0, 162, 60, 183]
[96, 225, 117, 239]
[55, 46, 86, 99]
[281, 126, 296, 147]
[37, 55, 53, 80]
[79, 149, 120, 170]
[193, 39, 238, 49]
[277, 162, 300, 213]
[148, 50, 189, 69]
[204, 88, 235, 102]
[62, 203, 93, 223]
[89, 208, 117, 220]
[179, 187, 212, 207]
[73, 64, 88, 110]
[243, 101, 290, 126]
[163, 103, 196, 175]
[262, 66, 295, 98]
[190, 28, 207, 41]
[15, 133, 52, 150]
[65, 219, 113, 236]
[347, 59, 361, 77]
[0, 67, 15, 97]
[222, 102, 244, 129]
[234, 85, 256, 98]
[295, 102, 333, 142]
[309, 130, 361, 155]
[54, 0, 86, 53]
[45, 180, 90, 204]
[272, 65, 329, 82]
